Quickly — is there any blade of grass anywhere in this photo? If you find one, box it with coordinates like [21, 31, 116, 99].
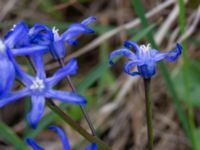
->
[131, 0, 191, 138]
[178, 0, 198, 149]
[0, 122, 27, 150]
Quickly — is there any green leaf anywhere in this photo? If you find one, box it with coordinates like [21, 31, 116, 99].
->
[173, 61, 200, 107]
[76, 61, 110, 94]
[0, 122, 27, 150]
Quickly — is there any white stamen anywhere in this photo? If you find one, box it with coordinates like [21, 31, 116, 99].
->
[52, 26, 59, 34]
[52, 26, 60, 40]
[30, 77, 45, 90]
[140, 43, 151, 53]
[10, 24, 16, 31]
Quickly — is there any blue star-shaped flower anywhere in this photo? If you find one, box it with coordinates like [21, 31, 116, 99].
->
[26, 125, 97, 150]
[109, 40, 182, 79]
[0, 55, 86, 128]
[0, 21, 52, 98]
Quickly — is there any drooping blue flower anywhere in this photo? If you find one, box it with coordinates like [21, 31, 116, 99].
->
[4, 17, 96, 58]
[0, 56, 86, 128]
[4, 21, 51, 56]
[109, 40, 182, 79]
[50, 16, 96, 59]
[4, 21, 29, 48]
[0, 40, 15, 96]
[26, 125, 97, 150]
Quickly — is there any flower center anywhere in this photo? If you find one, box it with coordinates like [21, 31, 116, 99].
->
[30, 77, 45, 90]
[140, 43, 151, 54]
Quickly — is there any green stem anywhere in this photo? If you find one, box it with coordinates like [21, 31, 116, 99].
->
[57, 58, 96, 136]
[144, 78, 153, 150]
[46, 100, 111, 150]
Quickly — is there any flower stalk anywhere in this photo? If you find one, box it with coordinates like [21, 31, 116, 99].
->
[144, 78, 153, 150]
[57, 58, 96, 136]
[46, 100, 110, 150]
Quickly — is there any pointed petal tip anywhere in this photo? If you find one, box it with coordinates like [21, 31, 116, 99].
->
[109, 60, 114, 65]
[48, 125, 58, 131]
[26, 114, 38, 129]
[26, 137, 45, 150]
[176, 43, 182, 53]
[82, 16, 96, 25]
[67, 39, 78, 46]
[26, 138, 34, 145]
[87, 16, 97, 21]
[124, 40, 138, 49]
[124, 40, 132, 48]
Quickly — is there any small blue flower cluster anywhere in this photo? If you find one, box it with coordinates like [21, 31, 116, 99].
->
[26, 126, 97, 150]
[0, 17, 96, 128]
[109, 40, 182, 79]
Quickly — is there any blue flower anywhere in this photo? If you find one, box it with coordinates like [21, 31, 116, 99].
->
[4, 21, 29, 48]
[4, 21, 50, 56]
[26, 125, 97, 150]
[5, 17, 96, 58]
[50, 16, 96, 59]
[0, 56, 86, 128]
[0, 40, 15, 96]
[109, 40, 182, 79]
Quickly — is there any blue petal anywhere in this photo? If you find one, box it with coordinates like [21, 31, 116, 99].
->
[85, 143, 98, 150]
[47, 59, 78, 87]
[12, 45, 49, 56]
[0, 48, 15, 96]
[14, 63, 33, 86]
[45, 89, 87, 105]
[66, 38, 78, 46]
[61, 23, 94, 43]
[124, 61, 140, 76]
[26, 138, 45, 150]
[32, 55, 46, 79]
[51, 39, 66, 59]
[150, 49, 166, 62]
[81, 16, 96, 26]
[137, 62, 156, 79]
[0, 88, 30, 107]
[5, 45, 33, 86]
[48, 125, 71, 150]
[164, 43, 182, 62]
[27, 95, 45, 128]
[124, 40, 140, 55]
[4, 21, 29, 48]
[109, 48, 137, 65]
[28, 23, 53, 47]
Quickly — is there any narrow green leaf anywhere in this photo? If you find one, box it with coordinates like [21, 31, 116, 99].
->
[178, 0, 198, 149]
[0, 122, 27, 150]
